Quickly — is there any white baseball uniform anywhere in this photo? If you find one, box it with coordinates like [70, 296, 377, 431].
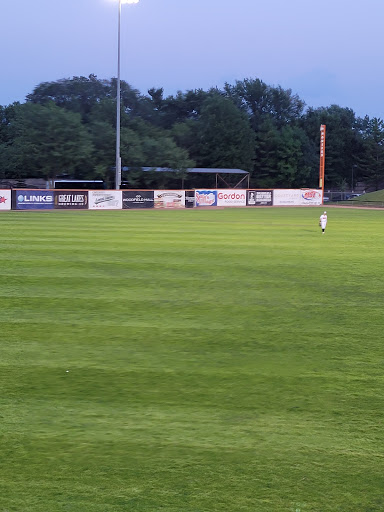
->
[320, 213, 327, 230]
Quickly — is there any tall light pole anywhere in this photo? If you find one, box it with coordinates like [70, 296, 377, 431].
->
[351, 164, 357, 192]
[116, 0, 139, 190]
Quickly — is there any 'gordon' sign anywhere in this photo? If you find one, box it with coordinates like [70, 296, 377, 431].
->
[217, 190, 246, 207]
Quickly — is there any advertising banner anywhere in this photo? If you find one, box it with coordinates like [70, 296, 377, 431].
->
[88, 190, 122, 209]
[300, 189, 323, 206]
[122, 190, 154, 209]
[0, 190, 11, 210]
[195, 190, 217, 207]
[273, 189, 301, 206]
[185, 190, 195, 208]
[217, 189, 246, 207]
[14, 190, 55, 210]
[247, 190, 273, 206]
[54, 191, 88, 209]
[154, 190, 185, 208]
[319, 124, 326, 190]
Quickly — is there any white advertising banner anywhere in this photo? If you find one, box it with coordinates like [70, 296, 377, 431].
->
[217, 189, 246, 207]
[88, 190, 122, 209]
[0, 190, 11, 210]
[273, 189, 302, 206]
[154, 190, 185, 208]
[300, 189, 323, 206]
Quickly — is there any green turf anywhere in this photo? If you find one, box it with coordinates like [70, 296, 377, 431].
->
[1, 207, 384, 512]
[349, 189, 384, 205]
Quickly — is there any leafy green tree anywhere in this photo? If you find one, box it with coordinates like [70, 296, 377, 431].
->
[137, 88, 211, 129]
[27, 75, 109, 119]
[119, 120, 194, 188]
[358, 117, 384, 190]
[302, 105, 363, 188]
[0, 104, 18, 144]
[0, 102, 93, 183]
[86, 97, 194, 187]
[224, 78, 305, 130]
[275, 126, 310, 187]
[253, 118, 279, 186]
[190, 94, 255, 170]
[293, 125, 318, 187]
[168, 89, 210, 122]
[26, 75, 142, 122]
[4, 72, 383, 191]
[253, 121, 311, 187]
[0, 104, 22, 179]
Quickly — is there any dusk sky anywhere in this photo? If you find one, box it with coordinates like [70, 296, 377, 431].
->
[2, 0, 383, 118]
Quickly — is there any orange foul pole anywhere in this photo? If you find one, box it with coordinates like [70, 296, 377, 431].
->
[319, 125, 326, 203]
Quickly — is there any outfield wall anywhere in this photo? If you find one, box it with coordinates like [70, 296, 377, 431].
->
[3, 188, 323, 210]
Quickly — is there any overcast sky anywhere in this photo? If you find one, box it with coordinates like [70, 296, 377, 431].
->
[1, 0, 383, 118]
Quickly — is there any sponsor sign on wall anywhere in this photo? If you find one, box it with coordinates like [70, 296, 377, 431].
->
[14, 190, 54, 210]
[54, 191, 88, 209]
[154, 190, 185, 208]
[185, 190, 195, 208]
[273, 189, 302, 206]
[89, 190, 122, 209]
[122, 190, 154, 209]
[300, 189, 323, 206]
[319, 125, 326, 189]
[217, 189, 246, 207]
[247, 190, 273, 206]
[195, 190, 217, 207]
[0, 190, 11, 210]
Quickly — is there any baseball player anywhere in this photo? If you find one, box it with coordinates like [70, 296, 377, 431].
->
[319, 211, 328, 234]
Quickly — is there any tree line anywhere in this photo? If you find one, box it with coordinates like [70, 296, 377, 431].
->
[1, 74, 384, 190]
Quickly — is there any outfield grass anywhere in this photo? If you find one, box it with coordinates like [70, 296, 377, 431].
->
[345, 189, 384, 206]
[1, 207, 384, 512]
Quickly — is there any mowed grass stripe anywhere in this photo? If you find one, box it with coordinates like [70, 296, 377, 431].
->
[0, 207, 384, 511]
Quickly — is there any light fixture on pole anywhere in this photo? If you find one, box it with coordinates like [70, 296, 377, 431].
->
[116, 0, 139, 190]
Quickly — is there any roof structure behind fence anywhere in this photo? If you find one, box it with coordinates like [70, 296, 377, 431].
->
[122, 167, 250, 188]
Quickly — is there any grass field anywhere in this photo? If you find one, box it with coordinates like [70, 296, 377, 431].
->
[1, 206, 384, 512]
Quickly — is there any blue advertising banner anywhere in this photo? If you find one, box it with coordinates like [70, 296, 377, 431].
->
[195, 190, 217, 207]
[14, 190, 55, 210]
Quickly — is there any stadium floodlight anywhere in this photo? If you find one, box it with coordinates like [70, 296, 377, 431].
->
[115, 0, 140, 190]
